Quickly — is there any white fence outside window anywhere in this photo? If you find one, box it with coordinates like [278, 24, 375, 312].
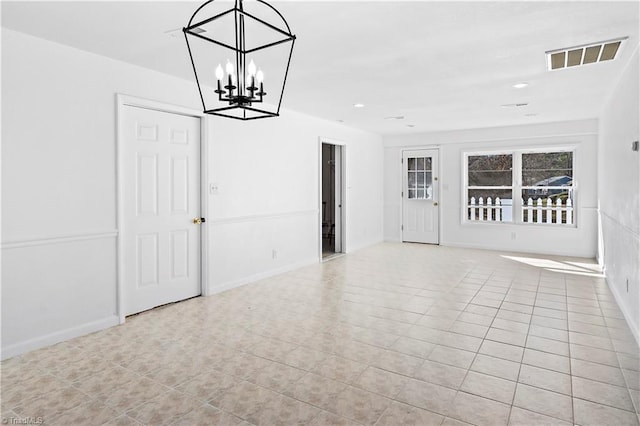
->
[467, 197, 573, 224]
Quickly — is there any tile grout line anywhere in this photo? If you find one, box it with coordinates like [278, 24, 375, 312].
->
[446, 269, 503, 425]
[505, 269, 540, 425]
[593, 277, 640, 422]
[565, 271, 576, 425]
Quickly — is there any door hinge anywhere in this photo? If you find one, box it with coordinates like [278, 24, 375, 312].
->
[401, 158, 403, 164]
[401, 191, 403, 197]
[401, 224, 404, 231]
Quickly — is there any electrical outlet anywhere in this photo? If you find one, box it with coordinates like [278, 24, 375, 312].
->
[209, 183, 219, 195]
[272, 249, 278, 259]
[511, 232, 517, 240]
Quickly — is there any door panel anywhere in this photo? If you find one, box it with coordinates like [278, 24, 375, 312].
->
[170, 156, 189, 213]
[123, 106, 201, 315]
[137, 233, 159, 287]
[137, 154, 158, 216]
[170, 230, 190, 279]
[402, 149, 439, 244]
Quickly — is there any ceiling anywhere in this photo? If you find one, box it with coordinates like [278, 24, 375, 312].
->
[2, 1, 638, 135]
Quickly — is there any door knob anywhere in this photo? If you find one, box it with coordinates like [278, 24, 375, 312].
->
[433, 202, 438, 206]
[193, 217, 206, 224]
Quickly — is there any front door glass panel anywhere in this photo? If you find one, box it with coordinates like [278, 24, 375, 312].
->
[407, 156, 432, 199]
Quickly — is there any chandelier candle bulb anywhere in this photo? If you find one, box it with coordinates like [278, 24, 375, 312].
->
[215, 64, 224, 93]
[248, 60, 257, 77]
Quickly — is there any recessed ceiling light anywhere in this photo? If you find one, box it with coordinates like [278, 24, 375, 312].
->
[501, 103, 529, 108]
[336, 119, 344, 123]
[384, 116, 404, 120]
[166, 27, 206, 38]
[165, 28, 182, 38]
[353, 103, 365, 108]
[406, 124, 416, 128]
[513, 82, 529, 89]
[525, 113, 538, 117]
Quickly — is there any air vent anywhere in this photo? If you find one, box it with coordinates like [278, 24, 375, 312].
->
[546, 37, 627, 70]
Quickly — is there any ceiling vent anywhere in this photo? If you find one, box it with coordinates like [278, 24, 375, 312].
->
[546, 37, 627, 71]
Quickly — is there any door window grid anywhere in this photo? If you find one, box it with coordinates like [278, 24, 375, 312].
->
[464, 150, 575, 225]
[407, 156, 433, 200]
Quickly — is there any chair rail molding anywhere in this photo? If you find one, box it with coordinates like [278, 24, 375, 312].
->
[2, 230, 118, 250]
[209, 209, 318, 226]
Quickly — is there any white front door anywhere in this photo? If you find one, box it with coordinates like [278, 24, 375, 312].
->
[402, 149, 439, 244]
[122, 106, 202, 315]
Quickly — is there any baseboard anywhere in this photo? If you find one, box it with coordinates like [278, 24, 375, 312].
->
[605, 277, 640, 347]
[206, 257, 320, 296]
[440, 240, 596, 259]
[346, 237, 385, 254]
[1, 315, 120, 360]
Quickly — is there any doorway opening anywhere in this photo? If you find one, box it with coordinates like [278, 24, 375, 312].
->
[320, 142, 344, 259]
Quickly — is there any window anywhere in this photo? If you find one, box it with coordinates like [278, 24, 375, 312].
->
[464, 149, 574, 225]
[521, 152, 573, 224]
[467, 154, 513, 222]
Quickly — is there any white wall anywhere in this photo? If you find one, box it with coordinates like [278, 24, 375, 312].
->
[598, 46, 640, 343]
[383, 120, 598, 258]
[1, 29, 383, 359]
[206, 111, 384, 292]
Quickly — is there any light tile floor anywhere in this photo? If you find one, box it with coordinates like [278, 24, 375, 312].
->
[2, 242, 639, 425]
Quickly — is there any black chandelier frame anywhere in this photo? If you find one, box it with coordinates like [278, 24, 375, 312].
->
[183, 0, 296, 120]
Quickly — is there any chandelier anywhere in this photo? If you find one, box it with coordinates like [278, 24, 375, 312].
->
[183, 0, 296, 120]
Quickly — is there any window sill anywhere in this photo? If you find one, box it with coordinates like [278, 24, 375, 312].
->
[461, 220, 578, 229]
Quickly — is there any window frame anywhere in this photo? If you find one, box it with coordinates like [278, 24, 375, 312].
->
[462, 146, 577, 227]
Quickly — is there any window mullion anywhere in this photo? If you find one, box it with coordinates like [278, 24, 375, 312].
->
[513, 151, 522, 224]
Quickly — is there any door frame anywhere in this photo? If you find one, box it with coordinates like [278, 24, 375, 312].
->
[115, 94, 209, 323]
[400, 146, 441, 244]
[318, 137, 346, 261]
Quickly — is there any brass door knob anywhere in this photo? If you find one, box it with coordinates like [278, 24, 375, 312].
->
[433, 202, 438, 206]
[193, 217, 206, 224]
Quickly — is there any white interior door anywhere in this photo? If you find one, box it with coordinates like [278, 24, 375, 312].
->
[402, 149, 439, 244]
[122, 106, 202, 315]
